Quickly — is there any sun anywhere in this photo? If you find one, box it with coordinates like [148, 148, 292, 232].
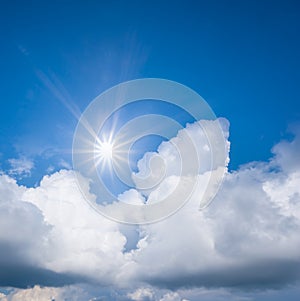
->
[93, 132, 128, 173]
[99, 141, 113, 160]
[94, 139, 114, 167]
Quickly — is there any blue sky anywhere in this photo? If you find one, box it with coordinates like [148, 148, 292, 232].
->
[1, 0, 300, 180]
[1, 1, 300, 300]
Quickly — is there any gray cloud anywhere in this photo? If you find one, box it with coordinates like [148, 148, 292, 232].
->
[146, 259, 300, 290]
[0, 261, 86, 288]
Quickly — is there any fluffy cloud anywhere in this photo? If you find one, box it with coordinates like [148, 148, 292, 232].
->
[0, 119, 300, 300]
[127, 287, 155, 301]
[129, 166, 300, 290]
[0, 285, 90, 301]
[0, 170, 129, 288]
[271, 125, 300, 174]
[0, 285, 64, 301]
[123, 121, 300, 291]
[0, 175, 56, 288]
[133, 119, 229, 194]
[22, 170, 129, 284]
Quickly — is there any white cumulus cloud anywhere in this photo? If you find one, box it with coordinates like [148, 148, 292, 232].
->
[0, 119, 300, 301]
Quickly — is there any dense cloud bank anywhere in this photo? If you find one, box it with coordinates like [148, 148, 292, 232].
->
[0, 119, 300, 300]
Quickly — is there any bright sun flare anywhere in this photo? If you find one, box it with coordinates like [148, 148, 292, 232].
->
[95, 140, 114, 164]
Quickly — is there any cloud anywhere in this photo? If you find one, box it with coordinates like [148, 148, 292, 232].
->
[132, 118, 229, 194]
[0, 175, 88, 288]
[0, 285, 90, 301]
[0, 171, 130, 287]
[127, 287, 155, 301]
[0, 119, 300, 300]
[129, 167, 300, 290]
[271, 124, 300, 174]
[122, 120, 300, 290]
[21, 170, 129, 285]
[7, 157, 34, 178]
[0, 175, 47, 284]
[158, 292, 181, 301]
[0, 263, 86, 289]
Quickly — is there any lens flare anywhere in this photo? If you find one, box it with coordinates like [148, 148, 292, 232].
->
[97, 141, 113, 160]
[94, 137, 115, 169]
[73, 78, 228, 224]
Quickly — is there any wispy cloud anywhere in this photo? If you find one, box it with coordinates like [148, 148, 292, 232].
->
[7, 157, 34, 178]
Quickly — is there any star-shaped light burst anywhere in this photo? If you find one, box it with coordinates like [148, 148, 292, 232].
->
[97, 141, 113, 160]
[94, 136, 115, 171]
[93, 132, 129, 176]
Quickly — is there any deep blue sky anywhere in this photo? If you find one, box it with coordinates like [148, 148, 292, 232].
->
[0, 0, 300, 184]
